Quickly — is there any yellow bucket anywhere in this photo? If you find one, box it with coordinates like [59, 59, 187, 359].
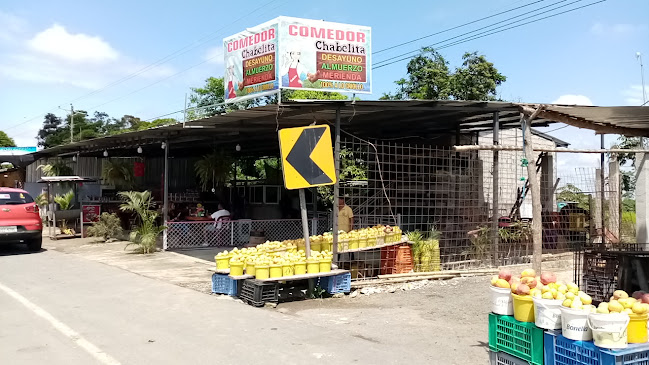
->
[270, 264, 282, 278]
[230, 262, 244, 276]
[512, 293, 535, 323]
[319, 259, 332, 273]
[349, 239, 359, 250]
[359, 237, 368, 248]
[245, 262, 256, 276]
[307, 259, 320, 274]
[628, 313, 648, 343]
[310, 242, 322, 253]
[282, 264, 295, 277]
[255, 265, 270, 280]
[320, 241, 331, 252]
[215, 255, 230, 270]
[294, 261, 307, 275]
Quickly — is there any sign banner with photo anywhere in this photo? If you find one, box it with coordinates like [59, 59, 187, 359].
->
[223, 17, 371, 102]
[277, 17, 371, 94]
[223, 19, 279, 103]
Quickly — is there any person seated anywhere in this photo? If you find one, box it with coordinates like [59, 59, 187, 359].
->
[210, 203, 231, 228]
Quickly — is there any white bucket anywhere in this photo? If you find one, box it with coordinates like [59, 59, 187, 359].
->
[490, 285, 513, 315]
[533, 297, 563, 330]
[588, 312, 630, 349]
[560, 306, 593, 341]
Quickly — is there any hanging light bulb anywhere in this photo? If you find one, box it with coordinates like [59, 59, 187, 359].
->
[137, 146, 143, 154]
[72, 155, 77, 162]
[161, 142, 166, 149]
[235, 144, 241, 152]
[103, 150, 108, 157]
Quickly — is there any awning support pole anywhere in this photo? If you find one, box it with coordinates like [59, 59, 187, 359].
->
[491, 112, 500, 265]
[332, 106, 341, 262]
[162, 138, 169, 251]
[600, 135, 606, 244]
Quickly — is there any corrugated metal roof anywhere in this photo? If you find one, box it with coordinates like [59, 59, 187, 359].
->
[32, 100, 649, 158]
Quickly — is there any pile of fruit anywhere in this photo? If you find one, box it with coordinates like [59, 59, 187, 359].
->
[594, 290, 649, 314]
[491, 269, 559, 296]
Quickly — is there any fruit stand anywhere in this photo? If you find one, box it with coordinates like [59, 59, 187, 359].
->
[488, 268, 649, 365]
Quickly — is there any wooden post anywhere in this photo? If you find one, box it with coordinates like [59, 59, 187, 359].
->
[491, 112, 500, 265]
[299, 189, 311, 258]
[608, 155, 621, 242]
[522, 113, 543, 274]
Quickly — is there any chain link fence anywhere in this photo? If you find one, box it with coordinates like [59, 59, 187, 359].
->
[165, 218, 329, 249]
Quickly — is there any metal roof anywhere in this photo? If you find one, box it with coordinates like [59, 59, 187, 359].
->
[37, 176, 97, 183]
[33, 100, 546, 158]
[31, 100, 649, 159]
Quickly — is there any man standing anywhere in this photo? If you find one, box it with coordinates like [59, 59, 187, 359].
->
[338, 197, 354, 232]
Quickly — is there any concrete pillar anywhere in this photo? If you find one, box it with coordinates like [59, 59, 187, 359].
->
[636, 153, 649, 249]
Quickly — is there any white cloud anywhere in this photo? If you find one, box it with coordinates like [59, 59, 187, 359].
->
[551, 95, 594, 106]
[623, 85, 647, 106]
[0, 22, 175, 89]
[204, 46, 224, 64]
[28, 24, 118, 63]
[590, 23, 649, 36]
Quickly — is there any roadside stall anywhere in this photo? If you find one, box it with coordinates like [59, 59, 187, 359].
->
[38, 176, 96, 240]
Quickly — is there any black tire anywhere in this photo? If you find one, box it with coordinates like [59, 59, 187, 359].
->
[27, 237, 42, 252]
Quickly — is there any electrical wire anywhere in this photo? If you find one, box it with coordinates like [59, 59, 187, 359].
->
[374, 0, 546, 54]
[375, 0, 585, 67]
[375, 0, 605, 69]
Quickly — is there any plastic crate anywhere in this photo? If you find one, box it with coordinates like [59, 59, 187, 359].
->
[490, 351, 530, 365]
[544, 330, 649, 365]
[488, 313, 544, 365]
[583, 274, 618, 305]
[211, 273, 239, 296]
[319, 272, 351, 294]
[239, 279, 279, 307]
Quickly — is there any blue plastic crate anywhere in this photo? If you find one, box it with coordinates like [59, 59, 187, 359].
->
[211, 273, 238, 296]
[544, 330, 649, 365]
[318, 272, 351, 294]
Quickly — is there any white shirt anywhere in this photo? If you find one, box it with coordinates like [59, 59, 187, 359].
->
[210, 209, 230, 229]
[211, 209, 231, 221]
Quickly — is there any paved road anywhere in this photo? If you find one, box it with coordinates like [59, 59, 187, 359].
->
[0, 244, 410, 365]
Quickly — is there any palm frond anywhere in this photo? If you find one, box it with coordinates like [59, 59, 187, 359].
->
[54, 190, 75, 210]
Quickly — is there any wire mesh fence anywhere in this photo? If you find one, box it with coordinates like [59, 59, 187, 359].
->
[333, 130, 630, 279]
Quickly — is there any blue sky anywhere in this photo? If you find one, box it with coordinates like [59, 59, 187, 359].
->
[0, 0, 647, 172]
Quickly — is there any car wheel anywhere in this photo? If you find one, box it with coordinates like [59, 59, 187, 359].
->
[27, 237, 42, 252]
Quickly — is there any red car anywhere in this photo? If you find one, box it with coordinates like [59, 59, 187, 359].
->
[0, 188, 42, 251]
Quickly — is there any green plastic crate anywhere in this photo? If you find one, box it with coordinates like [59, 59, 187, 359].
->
[488, 313, 544, 365]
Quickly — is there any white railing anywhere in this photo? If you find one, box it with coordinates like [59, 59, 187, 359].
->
[165, 218, 330, 250]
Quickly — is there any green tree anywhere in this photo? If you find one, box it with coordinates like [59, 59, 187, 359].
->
[557, 184, 590, 211]
[381, 47, 506, 101]
[37, 113, 65, 148]
[450, 52, 506, 101]
[0, 131, 16, 147]
[186, 77, 348, 120]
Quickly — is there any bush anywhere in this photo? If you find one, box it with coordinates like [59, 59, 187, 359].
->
[87, 213, 123, 241]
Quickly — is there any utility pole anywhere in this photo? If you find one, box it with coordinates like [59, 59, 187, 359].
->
[637, 52, 647, 106]
[58, 104, 75, 144]
[70, 103, 74, 143]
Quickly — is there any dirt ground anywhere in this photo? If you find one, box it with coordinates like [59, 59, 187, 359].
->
[43, 237, 575, 365]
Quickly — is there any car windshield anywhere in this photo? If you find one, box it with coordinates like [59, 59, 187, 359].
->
[0, 192, 34, 205]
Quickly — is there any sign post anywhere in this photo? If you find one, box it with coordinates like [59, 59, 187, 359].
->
[279, 125, 336, 258]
